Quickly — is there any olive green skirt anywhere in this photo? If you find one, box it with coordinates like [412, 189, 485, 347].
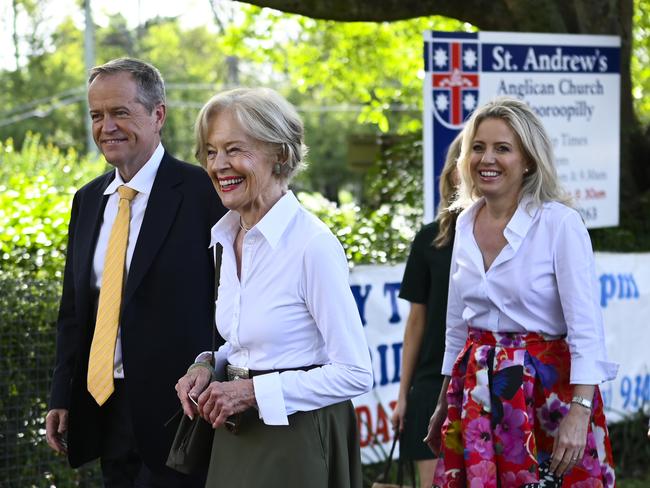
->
[205, 400, 362, 487]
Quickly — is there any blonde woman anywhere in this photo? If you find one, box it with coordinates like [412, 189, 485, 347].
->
[425, 97, 617, 487]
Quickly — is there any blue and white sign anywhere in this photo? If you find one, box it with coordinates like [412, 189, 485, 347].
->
[430, 35, 479, 128]
[423, 31, 621, 228]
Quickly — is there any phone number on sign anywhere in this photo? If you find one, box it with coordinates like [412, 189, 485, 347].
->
[619, 374, 650, 410]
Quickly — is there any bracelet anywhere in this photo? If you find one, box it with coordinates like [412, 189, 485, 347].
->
[187, 361, 216, 380]
[571, 395, 593, 410]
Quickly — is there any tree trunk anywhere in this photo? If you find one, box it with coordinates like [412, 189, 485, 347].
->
[243, 0, 648, 206]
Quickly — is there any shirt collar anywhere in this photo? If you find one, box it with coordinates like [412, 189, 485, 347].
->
[209, 211, 240, 248]
[505, 194, 538, 241]
[456, 195, 538, 234]
[104, 143, 164, 196]
[209, 191, 301, 249]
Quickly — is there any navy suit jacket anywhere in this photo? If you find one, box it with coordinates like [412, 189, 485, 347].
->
[49, 152, 226, 469]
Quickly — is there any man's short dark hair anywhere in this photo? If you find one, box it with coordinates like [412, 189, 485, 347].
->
[88, 57, 165, 113]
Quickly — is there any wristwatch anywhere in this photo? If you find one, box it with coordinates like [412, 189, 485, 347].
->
[571, 395, 593, 410]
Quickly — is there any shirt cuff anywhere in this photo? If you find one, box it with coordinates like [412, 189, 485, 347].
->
[570, 356, 619, 384]
[252, 373, 289, 425]
[441, 351, 459, 376]
[194, 351, 212, 363]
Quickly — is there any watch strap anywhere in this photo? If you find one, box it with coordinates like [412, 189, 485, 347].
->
[571, 395, 593, 409]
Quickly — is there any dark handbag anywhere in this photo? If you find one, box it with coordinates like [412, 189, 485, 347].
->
[372, 433, 416, 488]
[165, 409, 214, 474]
[165, 245, 222, 475]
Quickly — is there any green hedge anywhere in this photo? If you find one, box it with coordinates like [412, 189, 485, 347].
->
[298, 191, 419, 265]
[0, 136, 104, 485]
[0, 271, 100, 486]
[0, 135, 105, 279]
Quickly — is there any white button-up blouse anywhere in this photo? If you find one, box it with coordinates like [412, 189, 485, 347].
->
[442, 196, 618, 385]
[208, 191, 373, 425]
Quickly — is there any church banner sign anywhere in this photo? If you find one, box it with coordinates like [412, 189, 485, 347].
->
[423, 31, 621, 228]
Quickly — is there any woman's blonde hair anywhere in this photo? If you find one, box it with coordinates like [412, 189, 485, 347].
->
[433, 131, 463, 248]
[194, 87, 307, 182]
[450, 97, 571, 213]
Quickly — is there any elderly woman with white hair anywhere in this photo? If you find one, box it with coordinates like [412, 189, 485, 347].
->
[174, 87, 373, 487]
[424, 97, 618, 487]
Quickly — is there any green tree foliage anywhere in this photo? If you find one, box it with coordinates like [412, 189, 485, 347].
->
[363, 132, 423, 209]
[212, 5, 472, 199]
[632, 0, 650, 124]
[298, 191, 417, 265]
[0, 14, 231, 158]
[137, 18, 227, 161]
[0, 15, 87, 151]
[2, 3, 649, 203]
[224, 6, 472, 133]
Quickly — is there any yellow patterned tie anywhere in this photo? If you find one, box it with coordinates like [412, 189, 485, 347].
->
[87, 185, 138, 406]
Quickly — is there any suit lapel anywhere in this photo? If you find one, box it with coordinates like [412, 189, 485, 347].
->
[74, 173, 113, 322]
[123, 154, 183, 306]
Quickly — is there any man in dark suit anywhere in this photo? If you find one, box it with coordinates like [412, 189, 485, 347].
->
[45, 58, 226, 487]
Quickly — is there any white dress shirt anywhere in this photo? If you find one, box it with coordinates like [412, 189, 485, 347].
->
[442, 196, 618, 385]
[92, 143, 164, 378]
[208, 191, 373, 425]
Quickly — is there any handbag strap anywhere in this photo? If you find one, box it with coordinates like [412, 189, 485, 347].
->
[381, 431, 416, 487]
[381, 433, 400, 481]
[407, 455, 416, 485]
[210, 244, 223, 363]
[163, 244, 222, 429]
[396, 451, 404, 485]
[396, 451, 416, 486]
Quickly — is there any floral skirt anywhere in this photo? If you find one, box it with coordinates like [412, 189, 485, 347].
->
[432, 328, 615, 488]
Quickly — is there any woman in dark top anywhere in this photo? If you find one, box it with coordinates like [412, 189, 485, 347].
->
[391, 132, 462, 487]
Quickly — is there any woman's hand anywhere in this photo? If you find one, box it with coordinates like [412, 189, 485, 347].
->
[423, 376, 450, 455]
[423, 402, 448, 456]
[550, 404, 591, 475]
[197, 379, 257, 428]
[175, 365, 213, 420]
[391, 398, 407, 433]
